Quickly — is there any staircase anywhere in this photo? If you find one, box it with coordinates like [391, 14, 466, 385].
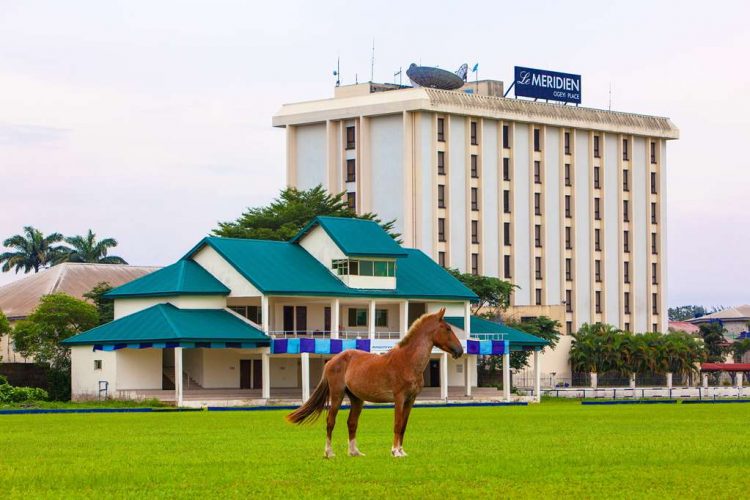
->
[162, 369, 202, 390]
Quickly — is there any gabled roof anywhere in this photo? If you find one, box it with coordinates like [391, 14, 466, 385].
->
[184, 237, 476, 301]
[105, 260, 229, 299]
[0, 263, 159, 319]
[290, 216, 407, 258]
[445, 316, 549, 348]
[689, 305, 750, 323]
[62, 303, 269, 346]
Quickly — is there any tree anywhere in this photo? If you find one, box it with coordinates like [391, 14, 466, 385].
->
[447, 269, 517, 315]
[60, 230, 127, 264]
[698, 321, 729, 363]
[732, 338, 750, 363]
[213, 185, 400, 242]
[83, 282, 115, 325]
[0, 310, 10, 362]
[10, 294, 98, 370]
[0, 226, 66, 273]
[507, 316, 561, 370]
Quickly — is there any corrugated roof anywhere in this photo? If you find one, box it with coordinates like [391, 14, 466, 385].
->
[105, 260, 229, 298]
[291, 216, 407, 257]
[62, 303, 269, 346]
[689, 305, 750, 323]
[445, 316, 549, 347]
[0, 263, 159, 319]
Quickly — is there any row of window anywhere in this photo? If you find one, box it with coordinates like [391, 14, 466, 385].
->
[437, 185, 480, 211]
[332, 259, 396, 277]
[279, 305, 391, 332]
[562, 291, 660, 316]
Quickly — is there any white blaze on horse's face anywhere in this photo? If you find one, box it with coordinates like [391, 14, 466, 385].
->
[432, 308, 464, 359]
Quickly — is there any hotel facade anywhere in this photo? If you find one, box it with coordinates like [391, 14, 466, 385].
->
[273, 81, 679, 336]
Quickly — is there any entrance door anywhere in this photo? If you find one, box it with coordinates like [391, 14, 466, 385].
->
[428, 359, 440, 387]
[252, 359, 263, 389]
[240, 360, 252, 389]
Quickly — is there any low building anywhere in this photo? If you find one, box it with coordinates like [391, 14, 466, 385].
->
[62, 217, 548, 406]
[689, 305, 750, 340]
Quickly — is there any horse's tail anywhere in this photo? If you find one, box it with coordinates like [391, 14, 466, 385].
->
[285, 376, 330, 425]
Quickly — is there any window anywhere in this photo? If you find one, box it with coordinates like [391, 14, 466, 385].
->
[229, 305, 263, 324]
[624, 292, 631, 314]
[565, 289, 573, 312]
[535, 288, 542, 306]
[594, 228, 601, 251]
[438, 184, 446, 208]
[651, 202, 657, 224]
[593, 135, 600, 158]
[502, 124, 510, 149]
[470, 121, 478, 145]
[346, 126, 356, 150]
[565, 258, 572, 281]
[624, 322, 631, 332]
[534, 193, 542, 215]
[623, 169, 629, 191]
[650, 141, 657, 164]
[471, 253, 479, 275]
[652, 293, 659, 314]
[564, 163, 571, 186]
[471, 187, 479, 211]
[437, 118, 445, 142]
[375, 309, 388, 327]
[346, 159, 356, 182]
[438, 251, 446, 267]
[651, 172, 657, 194]
[348, 308, 367, 327]
[534, 225, 542, 247]
[470, 154, 479, 178]
[624, 261, 630, 283]
[438, 218, 446, 242]
[502, 157, 510, 181]
[503, 190, 511, 213]
[594, 197, 601, 220]
[565, 195, 571, 218]
[347, 192, 356, 211]
[503, 255, 512, 278]
[535, 256, 542, 279]
[332, 259, 396, 277]
[565, 226, 573, 249]
[593, 166, 600, 189]
[534, 161, 541, 184]
[471, 220, 479, 243]
[624, 230, 630, 253]
[437, 151, 445, 175]
[622, 138, 629, 161]
[503, 222, 511, 246]
[651, 232, 658, 254]
[652, 263, 658, 284]
[94, 360, 102, 370]
[566, 321, 573, 335]
[295, 306, 307, 334]
[533, 128, 541, 152]
[653, 323, 658, 332]
[595, 260, 601, 282]
[623, 200, 630, 222]
[595, 291, 602, 313]
[564, 131, 570, 155]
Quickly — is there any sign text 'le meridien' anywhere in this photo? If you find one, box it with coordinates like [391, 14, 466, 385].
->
[514, 66, 582, 104]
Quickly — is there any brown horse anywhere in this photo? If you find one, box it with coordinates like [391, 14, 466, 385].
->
[286, 308, 463, 458]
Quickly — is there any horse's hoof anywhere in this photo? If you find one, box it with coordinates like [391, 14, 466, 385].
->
[324, 451, 335, 459]
[391, 448, 404, 458]
[349, 450, 365, 457]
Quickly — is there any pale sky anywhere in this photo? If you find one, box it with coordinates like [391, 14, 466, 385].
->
[1, 0, 748, 307]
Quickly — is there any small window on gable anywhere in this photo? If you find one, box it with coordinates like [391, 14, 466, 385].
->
[94, 360, 102, 370]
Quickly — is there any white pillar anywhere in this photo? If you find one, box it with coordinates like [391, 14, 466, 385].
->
[261, 350, 270, 399]
[301, 352, 310, 401]
[399, 300, 409, 338]
[174, 347, 183, 407]
[331, 299, 340, 339]
[629, 373, 636, 389]
[666, 372, 673, 389]
[368, 300, 376, 340]
[261, 295, 270, 334]
[440, 352, 449, 400]
[590, 372, 598, 389]
[464, 301, 471, 338]
[737, 372, 743, 387]
[702, 373, 709, 388]
[503, 351, 511, 402]
[533, 350, 541, 403]
[464, 355, 472, 397]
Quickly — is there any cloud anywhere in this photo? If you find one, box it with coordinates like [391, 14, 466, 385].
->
[0, 123, 68, 146]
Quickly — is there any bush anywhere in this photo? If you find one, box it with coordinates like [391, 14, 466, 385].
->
[46, 368, 71, 401]
[0, 382, 49, 403]
[0, 374, 7, 385]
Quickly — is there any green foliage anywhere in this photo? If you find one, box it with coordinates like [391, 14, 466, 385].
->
[0, 309, 9, 362]
[0, 226, 67, 273]
[59, 229, 127, 264]
[10, 293, 98, 370]
[446, 269, 517, 314]
[508, 316, 562, 370]
[698, 321, 729, 363]
[83, 282, 115, 325]
[668, 305, 708, 321]
[731, 338, 750, 363]
[0, 383, 48, 403]
[213, 185, 400, 242]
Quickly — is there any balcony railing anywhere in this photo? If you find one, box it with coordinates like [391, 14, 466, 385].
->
[268, 330, 402, 340]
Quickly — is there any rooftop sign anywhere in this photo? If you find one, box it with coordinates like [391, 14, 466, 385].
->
[514, 66, 581, 104]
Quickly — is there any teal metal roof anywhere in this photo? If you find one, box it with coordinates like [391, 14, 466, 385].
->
[62, 303, 269, 346]
[183, 237, 476, 301]
[445, 316, 549, 348]
[290, 216, 407, 257]
[105, 260, 230, 298]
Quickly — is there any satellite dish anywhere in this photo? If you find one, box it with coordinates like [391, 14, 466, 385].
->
[406, 63, 466, 90]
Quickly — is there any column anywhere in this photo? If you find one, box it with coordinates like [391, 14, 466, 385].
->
[174, 347, 183, 407]
[464, 301, 472, 338]
[591, 372, 598, 389]
[301, 352, 310, 401]
[533, 349, 541, 403]
[261, 295, 270, 334]
[464, 355, 472, 397]
[666, 372, 673, 389]
[440, 352, 449, 400]
[736, 372, 743, 388]
[368, 300, 376, 340]
[629, 373, 636, 389]
[331, 299, 340, 339]
[399, 300, 409, 338]
[702, 373, 708, 388]
[503, 351, 511, 402]
[261, 350, 270, 399]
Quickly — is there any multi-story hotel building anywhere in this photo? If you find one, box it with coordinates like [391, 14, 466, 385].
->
[272, 79, 678, 335]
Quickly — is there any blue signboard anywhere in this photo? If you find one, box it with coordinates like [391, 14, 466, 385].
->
[514, 66, 582, 104]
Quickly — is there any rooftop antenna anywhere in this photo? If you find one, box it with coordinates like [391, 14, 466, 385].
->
[333, 56, 341, 87]
[370, 39, 375, 82]
[394, 67, 402, 85]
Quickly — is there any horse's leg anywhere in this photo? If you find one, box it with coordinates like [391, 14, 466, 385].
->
[392, 393, 407, 457]
[346, 393, 365, 456]
[396, 395, 416, 457]
[325, 376, 345, 459]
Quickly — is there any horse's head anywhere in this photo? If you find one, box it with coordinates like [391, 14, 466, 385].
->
[432, 308, 464, 359]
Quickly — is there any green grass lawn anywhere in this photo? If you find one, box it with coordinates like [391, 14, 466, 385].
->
[1, 399, 748, 498]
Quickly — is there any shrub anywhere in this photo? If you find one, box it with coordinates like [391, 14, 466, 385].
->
[0, 380, 49, 403]
[0, 374, 8, 385]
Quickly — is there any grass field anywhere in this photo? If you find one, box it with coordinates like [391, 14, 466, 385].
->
[1, 399, 748, 498]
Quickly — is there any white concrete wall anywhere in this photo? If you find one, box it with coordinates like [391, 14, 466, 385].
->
[71, 346, 117, 399]
[449, 118, 466, 270]
[660, 141, 668, 326]
[544, 126, 561, 304]
[446, 355, 477, 386]
[513, 123, 531, 303]
[574, 133, 591, 325]
[604, 134, 620, 322]
[425, 301, 467, 321]
[183, 348, 204, 386]
[191, 246, 262, 298]
[295, 123, 327, 190]
[114, 295, 227, 319]
[419, 113, 434, 256]
[270, 357, 300, 388]
[482, 120, 499, 278]
[370, 114, 404, 235]
[343, 274, 396, 290]
[200, 348, 264, 388]
[116, 348, 162, 390]
[297, 224, 345, 271]
[632, 137, 648, 332]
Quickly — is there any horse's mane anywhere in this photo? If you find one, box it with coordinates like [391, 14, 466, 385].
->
[397, 311, 436, 348]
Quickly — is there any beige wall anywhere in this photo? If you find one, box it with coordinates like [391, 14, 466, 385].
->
[191, 246, 262, 298]
[71, 346, 117, 399]
[114, 295, 227, 319]
[116, 348, 161, 390]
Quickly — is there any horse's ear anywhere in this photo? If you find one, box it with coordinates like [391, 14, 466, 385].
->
[437, 307, 446, 320]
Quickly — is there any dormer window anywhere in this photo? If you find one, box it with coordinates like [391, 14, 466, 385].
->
[332, 258, 396, 277]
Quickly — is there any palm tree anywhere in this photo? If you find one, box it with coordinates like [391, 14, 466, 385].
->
[0, 226, 67, 273]
[61, 230, 128, 264]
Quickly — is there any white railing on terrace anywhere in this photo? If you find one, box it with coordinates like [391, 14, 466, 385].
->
[469, 333, 508, 341]
[268, 330, 402, 340]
